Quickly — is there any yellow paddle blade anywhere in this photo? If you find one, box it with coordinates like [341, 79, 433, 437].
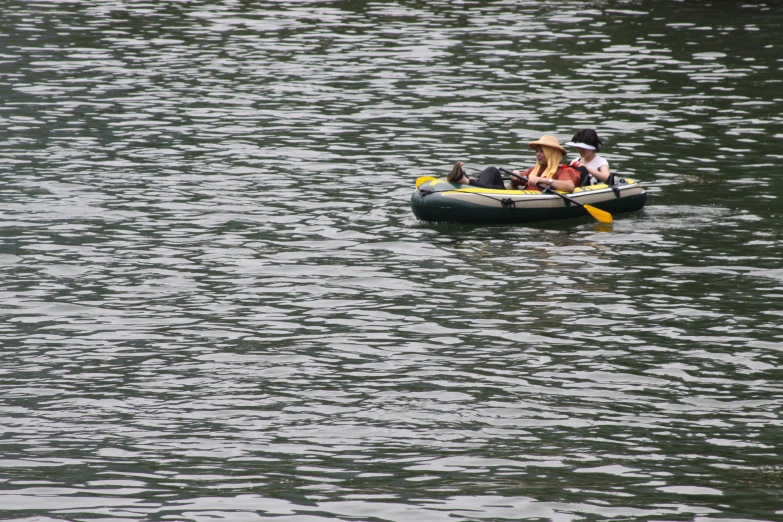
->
[415, 176, 438, 188]
[584, 204, 613, 224]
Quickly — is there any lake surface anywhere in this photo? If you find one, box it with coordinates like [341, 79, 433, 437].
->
[1, 1, 782, 520]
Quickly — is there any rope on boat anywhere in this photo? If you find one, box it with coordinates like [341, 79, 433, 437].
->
[418, 185, 516, 207]
[460, 191, 520, 208]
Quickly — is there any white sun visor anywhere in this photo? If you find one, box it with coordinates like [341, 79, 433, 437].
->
[565, 141, 596, 150]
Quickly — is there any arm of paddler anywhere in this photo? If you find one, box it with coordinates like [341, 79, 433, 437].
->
[527, 174, 575, 193]
[509, 167, 534, 189]
[543, 167, 579, 193]
[591, 164, 611, 182]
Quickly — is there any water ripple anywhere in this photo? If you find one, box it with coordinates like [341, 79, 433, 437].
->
[2, 1, 783, 521]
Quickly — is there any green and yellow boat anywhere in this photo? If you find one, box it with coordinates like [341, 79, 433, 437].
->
[411, 177, 646, 225]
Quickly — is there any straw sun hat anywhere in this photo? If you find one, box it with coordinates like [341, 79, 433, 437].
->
[528, 135, 567, 155]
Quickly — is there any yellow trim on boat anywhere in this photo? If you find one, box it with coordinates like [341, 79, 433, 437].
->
[442, 187, 544, 195]
[428, 178, 639, 196]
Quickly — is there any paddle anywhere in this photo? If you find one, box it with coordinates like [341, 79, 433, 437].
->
[498, 168, 613, 224]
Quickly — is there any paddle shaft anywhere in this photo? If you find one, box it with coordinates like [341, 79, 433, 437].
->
[498, 167, 526, 183]
[500, 168, 584, 207]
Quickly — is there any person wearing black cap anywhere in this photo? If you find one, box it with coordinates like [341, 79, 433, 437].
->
[566, 129, 612, 186]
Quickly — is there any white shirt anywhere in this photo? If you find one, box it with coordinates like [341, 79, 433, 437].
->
[577, 155, 609, 185]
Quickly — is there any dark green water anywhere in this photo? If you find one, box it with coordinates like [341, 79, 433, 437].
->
[1, 1, 782, 520]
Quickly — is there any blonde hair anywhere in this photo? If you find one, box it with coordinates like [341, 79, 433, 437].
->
[533, 146, 564, 179]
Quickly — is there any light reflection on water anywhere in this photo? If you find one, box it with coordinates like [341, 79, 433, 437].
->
[1, 1, 783, 521]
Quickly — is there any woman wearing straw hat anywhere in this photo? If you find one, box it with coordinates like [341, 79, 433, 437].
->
[566, 129, 612, 185]
[447, 135, 581, 193]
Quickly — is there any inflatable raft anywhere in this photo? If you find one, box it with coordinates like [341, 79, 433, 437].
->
[411, 177, 646, 224]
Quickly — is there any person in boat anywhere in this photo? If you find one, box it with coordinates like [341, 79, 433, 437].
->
[447, 135, 581, 193]
[566, 128, 612, 185]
